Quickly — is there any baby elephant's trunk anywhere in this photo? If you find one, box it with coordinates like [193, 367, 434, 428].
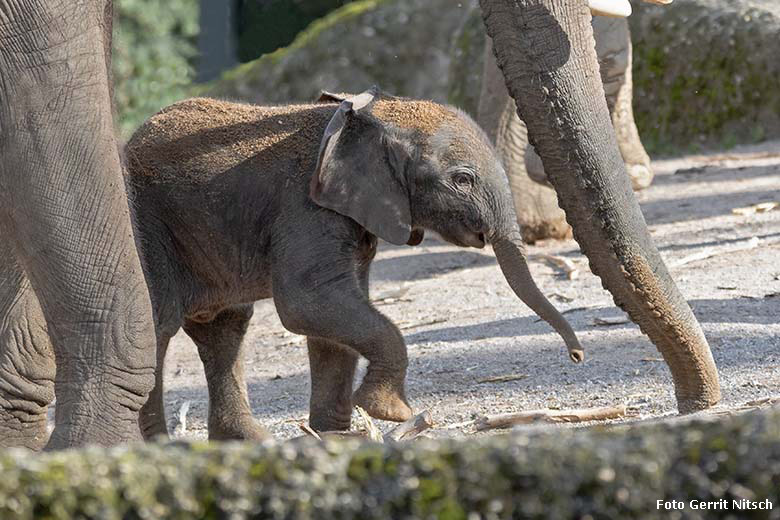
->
[491, 230, 584, 363]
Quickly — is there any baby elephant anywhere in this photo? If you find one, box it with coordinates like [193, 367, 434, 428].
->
[125, 88, 583, 439]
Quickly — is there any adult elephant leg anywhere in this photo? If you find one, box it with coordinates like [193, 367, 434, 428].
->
[0, 0, 156, 447]
[523, 18, 653, 190]
[593, 16, 653, 190]
[485, 14, 653, 225]
[480, 0, 720, 413]
[478, 41, 571, 243]
[0, 243, 55, 450]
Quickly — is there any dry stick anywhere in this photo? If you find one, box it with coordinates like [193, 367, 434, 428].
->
[384, 410, 435, 442]
[669, 237, 760, 268]
[712, 397, 780, 416]
[299, 423, 322, 441]
[398, 317, 448, 330]
[439, 418, 477, 430]
[475, 405, 627, 431]
[532, 254, 580, 280]
[745, 396, 780, 407]
[318, 431, 370, 439]
[355, 406, 383, 442]
[592, 316, 631, 326]
[732, 202, 779, 216]
[477, 374, 528, 384]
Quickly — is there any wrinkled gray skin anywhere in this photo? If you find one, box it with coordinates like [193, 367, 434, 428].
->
[0, 0, 156, 450]
[480, 0, 721, 413]
[121, 90, 583, 438]
[479, 16, 653, 243]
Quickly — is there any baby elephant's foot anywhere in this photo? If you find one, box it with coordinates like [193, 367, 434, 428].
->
[309, 407, 352, 432]
[353, 379, 412, 423]
[209, 415, 271, 441]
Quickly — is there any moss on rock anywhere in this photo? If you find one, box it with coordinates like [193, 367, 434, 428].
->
[630, 0, 780, 153]
[1, 407, 779, 518]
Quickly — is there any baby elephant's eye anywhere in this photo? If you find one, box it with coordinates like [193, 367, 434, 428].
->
[451, 170, 474, 188]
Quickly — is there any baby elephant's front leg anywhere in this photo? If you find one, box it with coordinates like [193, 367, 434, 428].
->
[275, 276, 412, 424]
[349, 319, 412, 423]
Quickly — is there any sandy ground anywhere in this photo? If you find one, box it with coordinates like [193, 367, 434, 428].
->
[160, 141, 780, 440]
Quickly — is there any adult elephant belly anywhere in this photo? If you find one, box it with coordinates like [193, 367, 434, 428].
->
[479, 0, 720, 413]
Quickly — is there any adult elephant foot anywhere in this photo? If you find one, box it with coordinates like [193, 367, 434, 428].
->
[480, 0, 720, 413]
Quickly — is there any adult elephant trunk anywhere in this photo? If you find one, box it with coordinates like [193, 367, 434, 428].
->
[491, 227, 584, 363]
[479, 0, 721, 413]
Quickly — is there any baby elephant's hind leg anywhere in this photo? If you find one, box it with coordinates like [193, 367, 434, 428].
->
[138, 334, 174, 440]
[183, 304, 269, 441]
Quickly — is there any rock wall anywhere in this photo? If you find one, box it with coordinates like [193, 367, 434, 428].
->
[208, 0, 476, 105]
[630, 0, 780, 152]
[206, 0, 780, 155]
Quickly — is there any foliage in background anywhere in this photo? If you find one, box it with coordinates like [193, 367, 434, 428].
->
[237, 0, 355, 62]
[113, 0, 199, 137]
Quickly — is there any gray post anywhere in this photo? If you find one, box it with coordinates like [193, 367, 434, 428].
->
[197, 0, 240, 82]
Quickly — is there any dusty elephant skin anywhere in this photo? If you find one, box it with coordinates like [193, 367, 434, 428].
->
[480, 0, 721, 413]
[0, 1, 157, 450]
[478, 16, 653, 243]
[120, 90, 584, 438]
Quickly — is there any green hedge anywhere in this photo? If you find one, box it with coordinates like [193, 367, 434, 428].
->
[112, 0, 199, 137]
[1, 407, 778, 519]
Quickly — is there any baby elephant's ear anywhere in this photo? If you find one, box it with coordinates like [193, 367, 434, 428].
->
[310, 88, 412, 246]
[316, 91, 348, 103]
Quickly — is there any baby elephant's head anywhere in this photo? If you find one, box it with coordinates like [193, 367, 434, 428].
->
[311, 87, 584, 364]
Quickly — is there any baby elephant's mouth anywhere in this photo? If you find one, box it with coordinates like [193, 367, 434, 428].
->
[463, 231, 486, 249]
